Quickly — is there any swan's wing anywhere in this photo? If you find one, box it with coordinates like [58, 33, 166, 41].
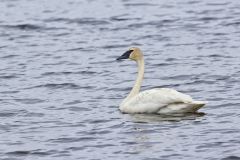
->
[121, 88, 193, 113]
[132, 88, 193, 104]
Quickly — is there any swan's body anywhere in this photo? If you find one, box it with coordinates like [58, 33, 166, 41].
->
[120, 88, 205, 114]
[117, 47, 206, 114]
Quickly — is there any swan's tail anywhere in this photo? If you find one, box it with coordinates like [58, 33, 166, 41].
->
[158, 101, 207, 114]
[190, 101, 207, 112]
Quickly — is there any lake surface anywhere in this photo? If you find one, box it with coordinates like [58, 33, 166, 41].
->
[1, 0, 240, 159]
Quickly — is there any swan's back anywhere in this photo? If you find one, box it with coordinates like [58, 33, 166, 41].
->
[142, 88, 193, 103]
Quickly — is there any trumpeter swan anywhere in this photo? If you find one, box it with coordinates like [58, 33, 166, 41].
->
[116, 47, 206, 114]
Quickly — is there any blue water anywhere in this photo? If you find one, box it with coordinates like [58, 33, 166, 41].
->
[1, 0, 240, 159]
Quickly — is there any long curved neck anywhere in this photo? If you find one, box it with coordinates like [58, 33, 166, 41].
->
[125, 57, 144, 101]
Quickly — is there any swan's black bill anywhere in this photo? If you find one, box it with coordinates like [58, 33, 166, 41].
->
[116, 50, 133, 60]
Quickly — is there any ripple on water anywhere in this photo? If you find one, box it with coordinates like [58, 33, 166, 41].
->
[0, 54, 19, 59]
[0, 24, 60, 31]
[64, 100, 82, 105]
[49, 137, 97, 143]
[44, 17, 110, 25]
[13, 98, 45, 104]
[6, 150, 54, 156]
[0, 109, 27, 118]
[0, 75, 18, 79]
[25, 83, 94, 90]
[67, 106, 90, 112]
[0, 111, 18, 117]
[0, 24, 43, 30]
[221, 156, 240, 160]
[41, 71, 97, 76]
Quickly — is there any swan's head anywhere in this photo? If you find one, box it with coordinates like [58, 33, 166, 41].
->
[116, 47, 143, 61]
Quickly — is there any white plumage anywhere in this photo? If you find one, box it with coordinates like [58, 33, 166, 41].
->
[117, 47, 206, 114]
[120, 88, 205, 114]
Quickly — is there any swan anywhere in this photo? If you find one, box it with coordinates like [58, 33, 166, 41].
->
[116, 47, 206, 114]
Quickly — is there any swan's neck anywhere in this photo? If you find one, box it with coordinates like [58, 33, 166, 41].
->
[125, 58, 144, 102]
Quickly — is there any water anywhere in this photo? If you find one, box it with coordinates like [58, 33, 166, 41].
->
[1, 0, 240, 159]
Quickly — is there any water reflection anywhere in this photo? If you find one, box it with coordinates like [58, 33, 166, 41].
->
[130, 112, 206, 123]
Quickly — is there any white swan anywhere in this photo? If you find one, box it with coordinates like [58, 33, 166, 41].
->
[116, 47, 206, 114]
